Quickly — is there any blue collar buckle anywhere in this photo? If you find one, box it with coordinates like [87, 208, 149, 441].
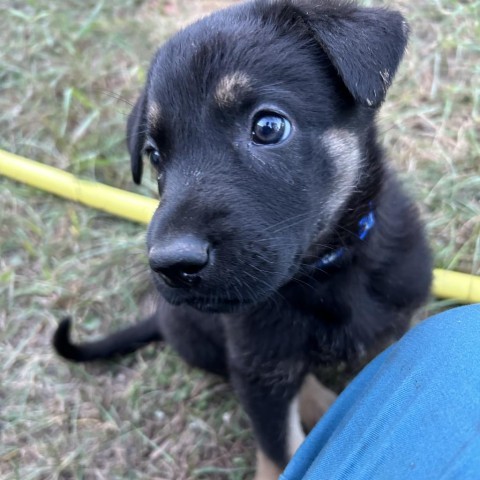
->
[315, 207, 376, 270]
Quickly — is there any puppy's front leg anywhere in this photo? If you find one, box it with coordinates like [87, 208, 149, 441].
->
[230, 372, 305, 480]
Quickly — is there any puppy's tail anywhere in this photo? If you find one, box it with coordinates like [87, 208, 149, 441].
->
[53, 315, 163, 362]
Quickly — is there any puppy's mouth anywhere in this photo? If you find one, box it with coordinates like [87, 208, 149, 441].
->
[165, 292, 253, 313]
[150, 272, 269, 313]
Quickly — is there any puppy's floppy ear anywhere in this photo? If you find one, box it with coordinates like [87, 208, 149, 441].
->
[126, 90, 147, 185]
[298, 1, 409, 107]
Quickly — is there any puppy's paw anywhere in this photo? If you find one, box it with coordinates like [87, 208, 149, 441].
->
[254, 450, 283, 480]
[299, 374, 337, 432]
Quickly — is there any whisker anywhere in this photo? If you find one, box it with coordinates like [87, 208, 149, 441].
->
[96, 89, 136, 107]
[262, 212, 312, 235]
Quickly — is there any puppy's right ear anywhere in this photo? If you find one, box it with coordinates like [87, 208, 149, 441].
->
[126, 90, 147, 185]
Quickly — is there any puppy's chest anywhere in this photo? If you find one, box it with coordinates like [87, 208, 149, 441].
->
[224, 296, 352, 376]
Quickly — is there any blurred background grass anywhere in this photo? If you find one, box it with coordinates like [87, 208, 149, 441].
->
[0, 0, 479, 479]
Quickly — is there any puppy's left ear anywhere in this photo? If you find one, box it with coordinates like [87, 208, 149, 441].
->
[126, 90, 147, 185]
[300, 3, 409, 107]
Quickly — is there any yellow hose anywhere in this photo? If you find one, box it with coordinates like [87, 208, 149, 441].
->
[0, 149, 157, 225]
[432, 269, 480, 305]
[1, 148, 479, 304]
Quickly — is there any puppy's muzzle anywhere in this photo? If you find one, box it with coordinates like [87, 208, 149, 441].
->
[148, 235, 210, 288]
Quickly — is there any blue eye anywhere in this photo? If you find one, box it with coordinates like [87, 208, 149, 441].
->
[252, 113, 292, 145]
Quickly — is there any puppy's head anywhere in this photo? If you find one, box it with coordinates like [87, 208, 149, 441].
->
[127, 0, 408, 312]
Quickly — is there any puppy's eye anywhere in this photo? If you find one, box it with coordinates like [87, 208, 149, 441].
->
[251, 113, 291, 145]
[149, 149, 161, 167]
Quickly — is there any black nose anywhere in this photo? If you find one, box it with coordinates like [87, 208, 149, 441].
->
[148, 235, 210, 288]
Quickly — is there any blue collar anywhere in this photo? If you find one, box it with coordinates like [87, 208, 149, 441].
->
[315, 208, 376, 270]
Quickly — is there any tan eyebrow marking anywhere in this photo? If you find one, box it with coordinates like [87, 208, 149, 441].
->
[147, 102, 162, 127]
[214, 71, 251, 107]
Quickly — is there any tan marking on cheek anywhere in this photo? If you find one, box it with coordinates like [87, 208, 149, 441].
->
[147, 102, 162, 128]
[254, 449, 283, 480]
[299, 374, 337, 432]
[321, 128, 362, 219]
[214, 71, 251, 107]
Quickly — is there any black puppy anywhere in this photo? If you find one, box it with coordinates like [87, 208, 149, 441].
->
[54, 1, 432, 478]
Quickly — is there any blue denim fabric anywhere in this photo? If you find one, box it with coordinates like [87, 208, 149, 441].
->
[281, 304, 480, 480]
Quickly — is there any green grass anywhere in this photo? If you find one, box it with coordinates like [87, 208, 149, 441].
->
[0, 0, 479, 478]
